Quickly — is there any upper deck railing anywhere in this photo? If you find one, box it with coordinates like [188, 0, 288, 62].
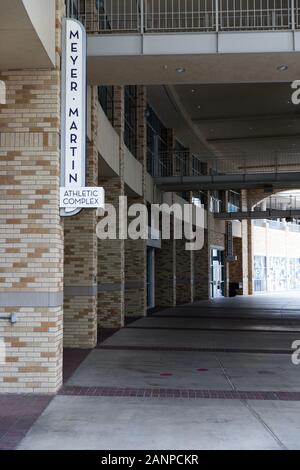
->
[74, 0, 300, 34]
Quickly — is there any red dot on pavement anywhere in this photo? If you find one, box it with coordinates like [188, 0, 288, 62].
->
[197, 368, 208, 372]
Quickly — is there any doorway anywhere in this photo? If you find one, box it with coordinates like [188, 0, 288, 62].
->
[210, 248, 225, 298]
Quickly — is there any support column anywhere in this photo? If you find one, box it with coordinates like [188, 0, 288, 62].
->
[176, 150, 193, 304]
[176, 236, 193, 304]
[124, 86, 147, 319]
[194, 192, 211, 300]
[155, 236, 176, 307]
[0, 2, 64, 393]
[229, 237, 243, 292]
[125, 222, 147, 318]
[247, 219, 254, 295]
[98, 86, 125, 328]
[241, 189, 250, 295]
[63, 87, 98, 348]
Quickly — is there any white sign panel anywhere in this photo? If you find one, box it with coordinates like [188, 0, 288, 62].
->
[60, 18, 104, 216]
[60, 187, 105, 209]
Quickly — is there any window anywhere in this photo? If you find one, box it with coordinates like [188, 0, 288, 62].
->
[67, 0, 79, 18]
[228, 190, 241, 212]
[124, 86, 137, 157]
[254, 256, 267, 292]
[210, 191, 223, 213]
[146, 106, 167, 175]
[98, 86, 114, 126]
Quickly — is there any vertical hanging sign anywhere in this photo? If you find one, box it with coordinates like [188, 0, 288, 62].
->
[60, 17, 104, 216]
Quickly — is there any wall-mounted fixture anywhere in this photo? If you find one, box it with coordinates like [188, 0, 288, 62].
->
[0, 313, 17, 324]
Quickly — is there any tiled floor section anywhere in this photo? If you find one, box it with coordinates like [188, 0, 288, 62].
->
[3, 293, 300, 450]
[0, 345, 101, 450]
[0, 330, 118, 450]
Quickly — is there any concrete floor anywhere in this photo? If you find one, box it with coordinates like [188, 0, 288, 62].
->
[18, 293, 300, 450]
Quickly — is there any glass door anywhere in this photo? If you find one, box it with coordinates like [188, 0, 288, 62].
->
[210, 249, 225, 298]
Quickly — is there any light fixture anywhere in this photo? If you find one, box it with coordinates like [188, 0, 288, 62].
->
[197, 105, 201, 109]
[191, 89, 196, 93]
[277, 64, 288, 71]
[176, 67, 186, 73]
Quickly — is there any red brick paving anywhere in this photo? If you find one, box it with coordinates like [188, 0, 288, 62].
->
[59, 385, 300, 401]
[0, 395, 52, 450]
[0, 347, 92, 450]
[97, 344, 292, 354]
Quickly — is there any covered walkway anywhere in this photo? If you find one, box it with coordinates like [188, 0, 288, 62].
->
[13, 293, 300, 450]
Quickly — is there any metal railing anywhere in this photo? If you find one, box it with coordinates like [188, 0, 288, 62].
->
[150, 150, 190, 177]
[208, 153, 300, 175]
[78, 0, 141, 33]
[0, 313, 17, 324]
[255, 193, 300, 211]
[219, 0, 292, 31]
[150, 151, 300, 178]
[75, 0, 299, 34]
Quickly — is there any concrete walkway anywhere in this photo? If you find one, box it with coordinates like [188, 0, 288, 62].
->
[18, 293, 300, 450]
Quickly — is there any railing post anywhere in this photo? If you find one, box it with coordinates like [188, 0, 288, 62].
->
[140, 0, 144, 33]
[291, 0, 296, 30]
[215, 0, 219, 32]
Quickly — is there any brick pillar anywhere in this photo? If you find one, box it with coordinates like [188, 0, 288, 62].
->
[176, 236, 193, 304]
[125, 228, 147, 318]
[124, 86, 147, 319]
[247, 219, 254, 295]
[0, 2, 64, 393]
[229, 237, 243, 290]
[176, 152, 193, 305]
[63, 87, 98, 348]
[241, 189, 250, 295]
[222, 191, 230, 297]
[194, 192, 211, 300]
[155, 236, 176, 307]
[98, 86, 125, 328]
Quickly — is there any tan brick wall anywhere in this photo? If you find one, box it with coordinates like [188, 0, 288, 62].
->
[124, 86, 147, 318]
[63, 87, 98, 348]
[176, 237, 192, 304]
[125, 236, 147, 317]
[229, 237, 243, 284]
[194, 230, 210, 300]
[0, 0, 64, 393]
[155, 237, 176, 307]
[97, 87, 125, 328]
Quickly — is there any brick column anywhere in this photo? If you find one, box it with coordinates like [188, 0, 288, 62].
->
[124, 86, 147, 319]
[0, 2, 64, 393]
[194, 232, 211, 300]
[125, 232, 147, 318]
[176, 154, 193, 305]
[63, 87, 98, 348]
[176, 236, 193, 304]
[241, 189, 250, 295]
[229, 237, 243, 290]
[155, 236, 176, 307]
[247, 219, 254, 295]
[98, 86, 125, 328]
